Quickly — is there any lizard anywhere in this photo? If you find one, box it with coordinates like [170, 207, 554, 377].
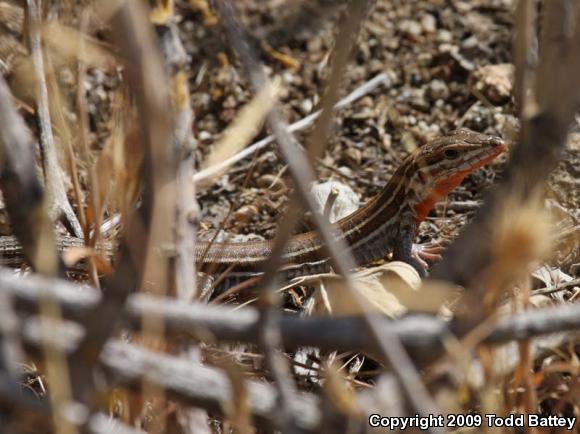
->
[0, 129, 507, 285]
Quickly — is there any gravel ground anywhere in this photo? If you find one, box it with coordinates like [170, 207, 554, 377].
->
[176, 0, 577, 278]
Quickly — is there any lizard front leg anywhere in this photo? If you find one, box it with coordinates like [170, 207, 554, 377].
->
[392, 228, 427, 277]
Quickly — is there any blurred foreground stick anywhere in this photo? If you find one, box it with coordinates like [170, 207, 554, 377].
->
[431, 0, 580, 323]
[0, 75, 59, 275]
[1, 269, 578, 364]
[66, 0, 177, 421]
[17, 305, 580, 434]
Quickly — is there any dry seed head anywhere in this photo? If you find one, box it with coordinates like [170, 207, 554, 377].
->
[323, 362, 362, 418]
[491, 191, 552, 269]
[484, 190, 553, 308]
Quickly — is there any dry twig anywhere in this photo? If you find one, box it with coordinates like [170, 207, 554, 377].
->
[26, 0, 83, 238]
[193, 72, 390, 183]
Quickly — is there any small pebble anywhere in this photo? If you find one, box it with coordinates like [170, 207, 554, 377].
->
[282, 71, 295, 85]
[427, 79, 450, 101]
[461, 35, 479, 49]
[307, 37, 323, 53]
[421, 14, 437, 33]
[437, 30, 453, 43]
[299, 98, 313, 115]
[399, 20, 423, 38]
[381, 133, 392, 151]
[344, 147, 362, 168]
[417, 52, 433, 66]
[470, 63, 514, 104]
[199, 130, 212, 141]
[233, 205, 258, 224]
[362, 146, 378, 161]
[359, 96, 374, 108]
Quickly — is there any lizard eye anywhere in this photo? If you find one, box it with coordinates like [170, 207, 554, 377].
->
[444, 148, 460, 159]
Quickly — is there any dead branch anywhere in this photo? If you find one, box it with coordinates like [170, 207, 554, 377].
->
[0, 58, 76, 434]
[4, 269, 577, 368]
[125, 295, 580, 362]
[14, 300, 580, 433]
[154, 8, 198, 302]
[0, 380, 147, 434]
[100, 341, 322, 434]
[0, 291, 26, 434]
[154, 3, 210, 432]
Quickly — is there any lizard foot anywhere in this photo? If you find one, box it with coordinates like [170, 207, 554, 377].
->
[411, 242, 444, 270]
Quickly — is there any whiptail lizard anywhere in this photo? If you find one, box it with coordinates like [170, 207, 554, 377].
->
[197, 128, 506, 279]
[0, 129, 506, 282]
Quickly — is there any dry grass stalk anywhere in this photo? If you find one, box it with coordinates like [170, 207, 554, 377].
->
[217, 357, 254, 434]
[111, 1, 177, 431]
[26, 0, 83, 238]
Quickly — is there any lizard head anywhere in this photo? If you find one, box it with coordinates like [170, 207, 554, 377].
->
[408, 128, 507, 224]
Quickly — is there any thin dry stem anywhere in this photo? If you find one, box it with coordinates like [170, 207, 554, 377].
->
[26, 0, 83, 238]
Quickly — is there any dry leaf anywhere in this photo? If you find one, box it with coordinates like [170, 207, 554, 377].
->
[350, 272, 407, 317]
[360, 261, 421, 289]
[149, 0, 173, 25]
[189, 0, 217, 26]
[312, 262, 421, 317]
[312, 261, 458, 316]
[263, 43, 301, 69]
[532, 265, 574, 288]
[314, 273, 404, 317]
[365, 262, 456, 314]
[310, 180, 360, 223]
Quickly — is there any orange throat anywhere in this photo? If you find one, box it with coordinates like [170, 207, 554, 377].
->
[414, 172, 467, 225]
[413, 147, 506, 225]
